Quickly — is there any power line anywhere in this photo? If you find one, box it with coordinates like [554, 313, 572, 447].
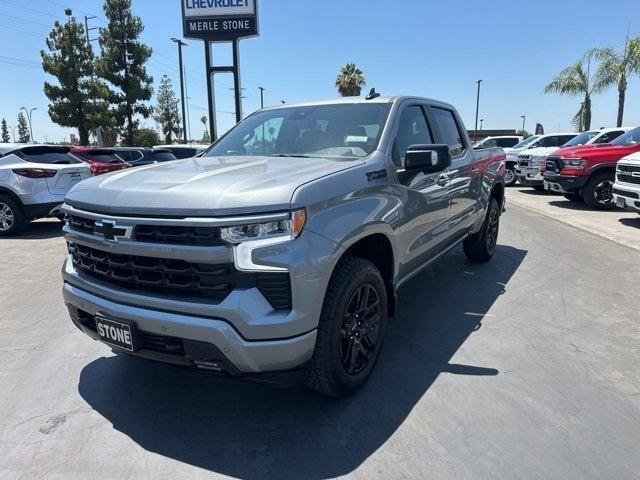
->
[4, 13, 52, 28]
[0, 0, 62, 19]
[46, 0, 105, 21]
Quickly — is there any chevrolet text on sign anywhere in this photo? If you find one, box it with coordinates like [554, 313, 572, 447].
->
[182, 0, 258, 41]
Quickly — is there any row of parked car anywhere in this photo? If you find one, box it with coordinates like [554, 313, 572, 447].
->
[0, 143, 208, 235]
[475, 127, 640, 212]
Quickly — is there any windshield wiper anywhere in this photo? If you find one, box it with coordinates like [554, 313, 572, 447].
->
[268, 153, 315, 158]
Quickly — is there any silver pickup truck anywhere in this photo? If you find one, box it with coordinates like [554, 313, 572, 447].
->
[61, 96, 506, 396]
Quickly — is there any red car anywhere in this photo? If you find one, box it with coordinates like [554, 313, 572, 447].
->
[70, 147, 131, 176]
[543, 126, 640, 209]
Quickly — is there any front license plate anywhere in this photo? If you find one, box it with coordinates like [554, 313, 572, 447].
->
[616, 197, 626, 208]
[95, 316, 136, 351]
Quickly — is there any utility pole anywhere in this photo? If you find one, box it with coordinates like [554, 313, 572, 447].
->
[20, 107, 36, 142]
[258, 86, 265, 109]
[473, 80, 482, 143]
[520, 115, 526, 132]
[171, 37, 188, 144]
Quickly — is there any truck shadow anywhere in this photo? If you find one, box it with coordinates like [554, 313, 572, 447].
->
[77, 244, 526, 479]
[619, 217, 640, 229]
[2, 220, 63, 240]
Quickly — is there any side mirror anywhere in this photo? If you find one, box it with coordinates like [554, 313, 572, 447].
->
[404, 144, 451, 173]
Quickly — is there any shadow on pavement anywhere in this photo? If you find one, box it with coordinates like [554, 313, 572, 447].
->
[514, 188, 557, 196]
[4, 220, 63, 240]
[78, 244, 526, 479]
[548, 200, 623, 213]
[619, 217, 640, 229]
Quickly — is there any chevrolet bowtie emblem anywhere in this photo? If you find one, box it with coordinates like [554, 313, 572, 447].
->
[94, 219, 133, 242]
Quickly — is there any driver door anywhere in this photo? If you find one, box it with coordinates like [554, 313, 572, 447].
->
[393, 104, 451, 279]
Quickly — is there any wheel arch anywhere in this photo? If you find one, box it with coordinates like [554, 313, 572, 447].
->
[333, 231, 397, 319]
[0, 187, 24, 209]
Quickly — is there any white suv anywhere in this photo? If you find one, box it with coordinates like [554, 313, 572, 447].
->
[0, 144, 91, 236]
[613, 151, 640, 214]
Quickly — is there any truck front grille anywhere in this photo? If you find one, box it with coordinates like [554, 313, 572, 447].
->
[68, 243, 292, 309]
[617, 165, 640, 185]
[545, 157, 562, 173]
[70, 243, 235, 301]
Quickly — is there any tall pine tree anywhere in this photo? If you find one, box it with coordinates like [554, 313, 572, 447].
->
[41, 11, 110, 145]
[97, 0, 153, 146]
[1, 119, 10, 143]
[17, 113, 30, 143]
[153, 75, 182, 144]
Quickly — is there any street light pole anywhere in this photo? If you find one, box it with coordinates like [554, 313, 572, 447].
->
[473, 80, 482, 143]
[520, 115, 526, 132]
[20, 107, 36, 142]
[258, 87, 265, 109]
[171, 37, 188, 144]
[480, 118, 484, 131]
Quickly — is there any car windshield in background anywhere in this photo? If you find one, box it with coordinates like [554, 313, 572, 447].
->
[204, 103, 392, 159]
[512, 136, 539, 148]
[563, 131, 598, 146]
[13, 148, 82, 165]
[80, 153, 123, 163]
[611, 126, 640, 146]
[153, 151, 177, 161]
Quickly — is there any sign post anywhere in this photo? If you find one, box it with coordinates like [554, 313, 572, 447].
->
[181, 0, 259, 141]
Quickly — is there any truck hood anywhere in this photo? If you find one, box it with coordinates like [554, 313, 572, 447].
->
[65, 155, 363, 216]
[553, 143, 640, 159]
[518, 147, 558, 157]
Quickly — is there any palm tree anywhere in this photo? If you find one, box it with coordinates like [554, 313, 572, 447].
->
[335, 63, 366, 97]
[543, 60, 600, 131]
[588, 36, 640, 127]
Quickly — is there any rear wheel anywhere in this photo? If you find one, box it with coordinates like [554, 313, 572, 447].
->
[563, 193, 583, 202]
[464, 197, 500, 263]
[0, 197, 27, 237]
[504, 167, 516, 187]
[305, 257, 388, 397]
[582, 171, 615, 210]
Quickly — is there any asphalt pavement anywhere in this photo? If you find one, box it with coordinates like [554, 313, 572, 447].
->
[0, 205, 639, 479]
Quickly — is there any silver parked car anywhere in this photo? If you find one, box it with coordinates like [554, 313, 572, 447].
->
[0, 144, 91, 235]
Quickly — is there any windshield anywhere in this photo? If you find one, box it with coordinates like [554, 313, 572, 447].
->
[204, 103, 392, 159]
[611, 126, 640, 146]
[563, 131, 598, 147]
[512, 136, 539, 149]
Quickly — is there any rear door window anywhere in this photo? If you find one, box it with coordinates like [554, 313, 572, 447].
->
[16, 150, 82, 165]
[595, 130, 625, 143]
[497, 138, 519, 148]
[153, 151, 177, 162]
[430, 107, 465, 157]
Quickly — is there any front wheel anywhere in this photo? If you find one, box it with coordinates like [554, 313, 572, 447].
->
[582, 171, 615, 210]
[463, 197, 500, 263]
[304, 257, 388, 397]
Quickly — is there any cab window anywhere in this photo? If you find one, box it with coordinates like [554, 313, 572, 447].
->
[431, 107, 465, 157]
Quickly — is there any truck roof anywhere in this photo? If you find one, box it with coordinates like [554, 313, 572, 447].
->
[262, 95, 455, 110]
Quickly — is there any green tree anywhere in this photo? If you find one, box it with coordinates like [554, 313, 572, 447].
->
[41, 11, 110, 145]
[515, 129, 531, 139]
[132, 127, 160, 147]
[1, 119, 10, 143]
[17, 112, 30, 143]
[335, 63, 366, 97]
[153, 75, 182, 144]
[543, 60, 600, 131]
[97, 0, 153, 146]
[588, 36, 640, 127]
[200, 116, 210, 143]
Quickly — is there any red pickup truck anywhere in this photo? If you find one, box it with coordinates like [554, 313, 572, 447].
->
[543, 126, 640, 209]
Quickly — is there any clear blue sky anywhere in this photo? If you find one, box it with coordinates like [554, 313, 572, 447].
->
[1, 0, 639, 143]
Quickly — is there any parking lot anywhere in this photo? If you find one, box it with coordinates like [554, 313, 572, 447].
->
[1, 200, 639, 479]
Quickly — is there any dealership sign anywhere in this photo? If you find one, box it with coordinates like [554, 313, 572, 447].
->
[182, 0, 258, 41]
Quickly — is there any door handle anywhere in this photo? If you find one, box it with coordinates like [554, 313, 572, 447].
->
[436, 175, 449, 187]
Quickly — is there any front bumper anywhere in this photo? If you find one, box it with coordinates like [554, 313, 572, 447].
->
[515, 166, 544, 185]
[63, 281, 317, 374]
[612, 184, 640, 213]
[543, 172, 587, 194]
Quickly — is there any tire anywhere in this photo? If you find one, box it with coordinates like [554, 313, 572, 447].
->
[0, 196, 27, 237]
[304, 257, 388, 397]
[504, 168, 516, 187]
[563, 193, 583, 202]
[463, 197, 500, 263]
[582, 171, 615, 210]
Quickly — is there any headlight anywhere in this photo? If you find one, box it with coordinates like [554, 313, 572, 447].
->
[562, 158, 586, 168]
[220, 209, 306, 244]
